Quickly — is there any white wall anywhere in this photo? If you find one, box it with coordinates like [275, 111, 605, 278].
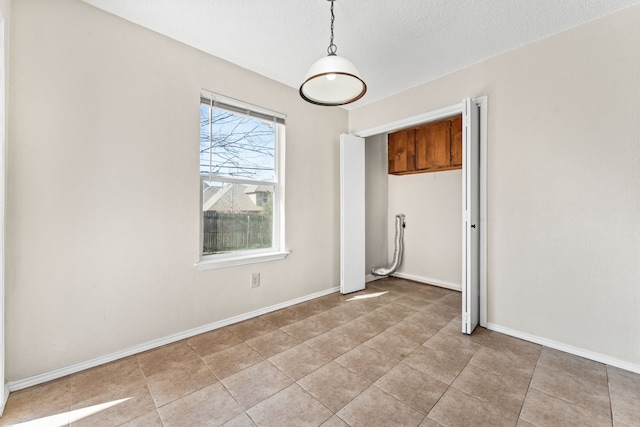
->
[350, 6, 640, 369]
[388, 171, 462, 289]
[6, 0, 347, 381]
[364, 134, 388, 275]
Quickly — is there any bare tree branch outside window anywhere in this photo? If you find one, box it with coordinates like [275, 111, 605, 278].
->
[200, 107, 275, 181]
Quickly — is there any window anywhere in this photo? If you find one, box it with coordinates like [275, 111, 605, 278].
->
[197, 92, 287, 270]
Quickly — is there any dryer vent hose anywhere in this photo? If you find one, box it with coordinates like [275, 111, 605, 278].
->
[371, 214, 406, 276]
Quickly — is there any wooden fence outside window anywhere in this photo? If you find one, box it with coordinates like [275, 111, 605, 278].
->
[202, 211, 272, 254]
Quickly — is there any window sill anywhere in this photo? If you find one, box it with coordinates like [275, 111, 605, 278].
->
[195, 250, 290, 271]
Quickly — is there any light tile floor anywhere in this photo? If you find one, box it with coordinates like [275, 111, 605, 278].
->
[2, 278, 639, 426]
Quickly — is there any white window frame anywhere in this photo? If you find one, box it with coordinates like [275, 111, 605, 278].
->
[196, 91, 288, 270]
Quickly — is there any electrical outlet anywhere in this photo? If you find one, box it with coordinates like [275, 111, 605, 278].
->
[250, 273, 260, 288]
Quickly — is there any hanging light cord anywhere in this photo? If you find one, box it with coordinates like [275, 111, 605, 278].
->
[327, 0, 337, 56]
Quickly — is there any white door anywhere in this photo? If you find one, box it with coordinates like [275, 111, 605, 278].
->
[340, 134, 366, 294]
[462, 98, 480, 334]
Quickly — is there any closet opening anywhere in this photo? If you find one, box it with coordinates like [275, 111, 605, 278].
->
[340, 97, 487, 333]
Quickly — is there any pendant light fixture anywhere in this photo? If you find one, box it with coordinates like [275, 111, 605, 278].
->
[299, 0, 366, 106]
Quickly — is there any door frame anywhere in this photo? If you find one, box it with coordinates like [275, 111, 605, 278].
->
[0, 12, 6, 412]
[353, 96, 488, 327]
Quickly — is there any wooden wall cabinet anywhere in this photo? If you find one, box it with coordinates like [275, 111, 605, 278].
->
[388, 115, 462, 175]
[388, 128, 416, 174]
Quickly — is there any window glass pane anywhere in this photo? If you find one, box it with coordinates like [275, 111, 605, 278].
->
[200, 106, 275, 181]
[202, 181, 274, 255]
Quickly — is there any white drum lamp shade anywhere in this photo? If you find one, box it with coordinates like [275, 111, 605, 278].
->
[299, 54, 367, 106]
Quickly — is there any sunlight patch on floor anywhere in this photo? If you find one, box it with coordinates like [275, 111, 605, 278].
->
[346, 291, 388, 301]
[13, 397, 131, 427]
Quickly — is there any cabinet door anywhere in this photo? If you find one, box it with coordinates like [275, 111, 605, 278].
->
[388, 128, 415, 174]
[450, 115, 463, 167]
[415, 119, 450, 170]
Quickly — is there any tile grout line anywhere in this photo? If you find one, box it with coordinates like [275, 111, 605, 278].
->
[132, 354, 166, 425]
[420, 337, 468, 425]
[515, 345, 543, 423]
[605, 365, 614, 425]
[528, 348, 615, 424]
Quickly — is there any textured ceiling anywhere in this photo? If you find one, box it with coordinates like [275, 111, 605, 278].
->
[81, 0, 640, 109]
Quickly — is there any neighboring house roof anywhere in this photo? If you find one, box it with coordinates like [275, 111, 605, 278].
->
[244, 185, 273, 195]
[203, 184, 262, 213]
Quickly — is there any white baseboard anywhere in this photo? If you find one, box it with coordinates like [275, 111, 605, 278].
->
[7, 286, 340, 393]
[391, 272, 461, 292]
[486, 323, 640, 375]
[365, 274, 384, 283]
